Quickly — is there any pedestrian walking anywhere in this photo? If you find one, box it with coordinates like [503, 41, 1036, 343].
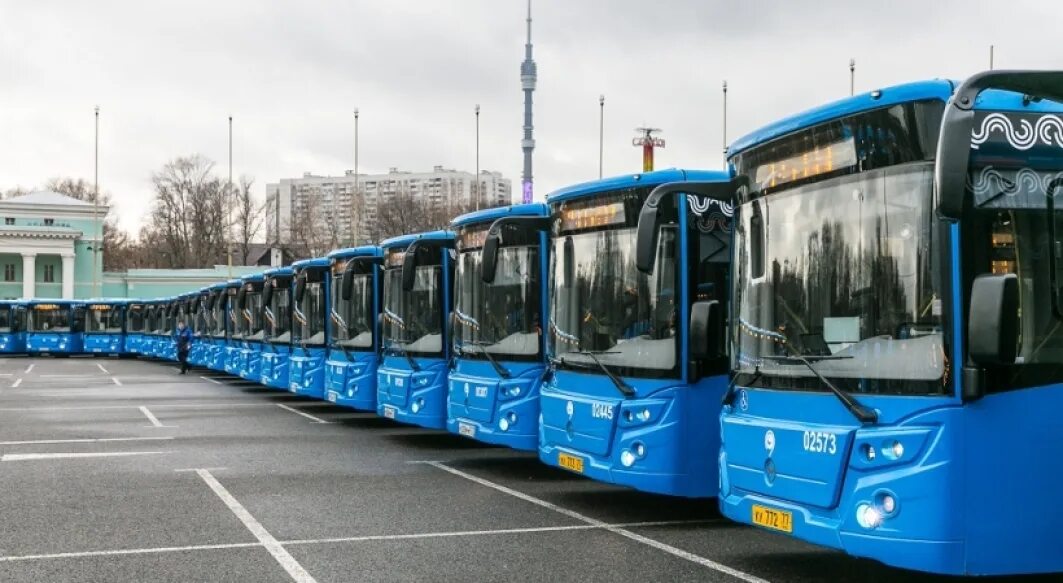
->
[175, 319, 193, 374]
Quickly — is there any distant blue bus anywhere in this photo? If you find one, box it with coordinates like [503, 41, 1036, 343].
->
[221, 280, 244, 375]
[449, 203, 549, 450]
[377, 230, 456, 428]
[719, 72, 1063, 576]
[186, 288, 211, 367]
[205, 282, 231, 371]
[235, 273, 266, 381]
[260, 266, 294, 389]
[82, 299, 129, 355]
[325, 246, 383, 409]
[124, 301, 148, 355]
[289, 258, 330, 398]
[0, 300, 26, 354]
[538, 169, 732, 497]
[25, 300, 82, 355]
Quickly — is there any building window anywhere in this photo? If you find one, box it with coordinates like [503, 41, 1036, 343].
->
[4, 217, 13, 225]
[43, 218, 54, 226]
[3, 264, 14, 282]
[43, 264, 55, 283]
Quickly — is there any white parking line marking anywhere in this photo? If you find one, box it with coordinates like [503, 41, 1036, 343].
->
[195, 469, 317, 583]
[0, 403, 271, 412]
[0, 436, 174, 446]
[423, 461, 769, 583]
[174, 466, 227, 472]
[0, 519, 711, 564]
[0, 542, 261, 563]
[276, 403, 331, 424]
[200, 376, 222, 385]
[138, 406, 172, 428]
[97, 363, 109, 374]
[280, 519, 718, 546]
[11, 378, 21, 388]
[25, 363, 34, 373]
[1, 451, 168, 462]
[112, 377, 123, 386]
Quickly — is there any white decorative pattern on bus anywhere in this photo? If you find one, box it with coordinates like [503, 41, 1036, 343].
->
[971, 113, 1063, 150]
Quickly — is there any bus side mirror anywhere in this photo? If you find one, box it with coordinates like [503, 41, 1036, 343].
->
[447, 311, 457, 344]
[294, 275, 306, 303]
[341, 263, 355, 300]
[968, 273, 1018, 366]
[262, 281, 273, 306]
[482, 230, 501, 284]
[402, 245, 420, 292]
[637, 180, 738, 274]
[690, 300, 722, 360]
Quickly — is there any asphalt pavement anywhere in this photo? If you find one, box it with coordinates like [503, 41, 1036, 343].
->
[0, 356, 1050, 582]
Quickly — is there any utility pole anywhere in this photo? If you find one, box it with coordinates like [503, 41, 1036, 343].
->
[990, 45, 995, 70]
[227, 115, 233, 278]
[598, 95, 605, 179]
[93, 105, 100, 297]
[475, 104, 481, 210]
[352, 108, 360, 245]
[722, 81, 728, 164]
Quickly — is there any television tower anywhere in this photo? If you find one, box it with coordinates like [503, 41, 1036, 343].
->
[520, 0, 536, 203]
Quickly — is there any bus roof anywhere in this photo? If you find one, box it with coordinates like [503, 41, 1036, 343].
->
[327, 245, 382, 260]
[546, 169, 728, 204]
[240, 272, 266, 283]
[380, 230, 455, 250]
[291, 257, 330, 270]
[450, 202, 548, 228]
[728, 80, 957, 158]
[24, 298, 78, 306]
[263, 266, 294, 278]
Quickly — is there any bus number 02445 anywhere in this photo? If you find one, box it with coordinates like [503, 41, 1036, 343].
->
[802, 431, 837, 455]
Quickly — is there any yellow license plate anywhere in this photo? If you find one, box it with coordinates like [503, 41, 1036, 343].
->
[752, 504, 793, 533]
[558, 452, 584, 474]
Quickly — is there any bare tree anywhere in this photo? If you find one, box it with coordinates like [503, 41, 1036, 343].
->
[44, 177, 141, 272]
[372, 190, 479, 242]
[141, 155, 230, 268]
[287, 192, 343, 258]
[1, 186, 32, 200]
[232, 175, 266, 264]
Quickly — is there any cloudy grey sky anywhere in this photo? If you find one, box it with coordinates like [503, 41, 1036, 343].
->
[2, 0, 1061, 232]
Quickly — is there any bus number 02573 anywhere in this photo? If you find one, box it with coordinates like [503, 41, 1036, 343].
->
[802, 431, 837, 455]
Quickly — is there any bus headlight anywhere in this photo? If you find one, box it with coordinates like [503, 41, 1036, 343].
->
[884, 441, 904, 460]
[620, 450, 636, 468]
[498, 418, 509, 431]
[855, 503, 882, 529]
[880, 494, 896, 514]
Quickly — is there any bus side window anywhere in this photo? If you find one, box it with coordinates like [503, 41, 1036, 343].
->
[691, 199, 732, 376]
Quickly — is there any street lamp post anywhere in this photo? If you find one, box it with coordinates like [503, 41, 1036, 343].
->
[93, 105, 100, 297]
[850, 58, 856, 96]
[227, 115, 233, 278]
[475, 104, 481, 210]
[598, 95, 605, 179]
[353, 108, 359, 245]
[722, 81, 728, 163]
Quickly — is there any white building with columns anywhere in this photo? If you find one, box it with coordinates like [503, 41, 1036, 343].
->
[0, 191, 106, 299]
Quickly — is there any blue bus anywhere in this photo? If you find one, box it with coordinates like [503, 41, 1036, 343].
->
[82, 299, 128, 355]
[260, 266, 294, 389]
[377, 231, 456, 428]
[204, 282, 230, 371]
[718, 72, 1063, 576]
[221, 281, 244, 375]
[186, 288, 211, 367]
[25, 300, 83, 355]
[125, 301, 148, 355]
[289, 258, 330, 398]
[325, 246, 383, 409]
[0, 300, 26, 354]
[450, 203, 549, 450]
[235, 273, 267, 381]
[538, 169, 732, 497]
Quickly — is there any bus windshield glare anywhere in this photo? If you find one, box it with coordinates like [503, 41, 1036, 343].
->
[265, 282, 291, 343]
[731, 101, 947, 395]
[294, 277, 325, 346]
[454, 227, 541, 360]
[381, 263, 443, 356]
[87, 307, 123, 333]
[210, 294, 226, 338]
[244, 289, 264, 341]
[549, 189, 679, 378]
[330, 261, 373, 349]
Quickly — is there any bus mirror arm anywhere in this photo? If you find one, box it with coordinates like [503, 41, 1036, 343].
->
[482, 216, 552, 284]
[689, 300, 722, 361]
[967, 273, 1019, 384]
[937, 70, 1063, 220]
[636, 180, 738, 274]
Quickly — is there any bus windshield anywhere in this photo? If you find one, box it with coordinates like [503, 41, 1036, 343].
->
[293, 278, 325, 346]
[731, 103, 946, 395]
[0, 306, 13, 333]
[31, 306, 70, 332]
[265, 283, 291, 343]
[128, 305, 145, 333]
[210, 294, 226, 338]
[243, 290, 264, 341]
[454, 243, 541, 361]
[331, 263, 374, 350]
[381, 266, 443, 356]
[87, 307, 123, 333]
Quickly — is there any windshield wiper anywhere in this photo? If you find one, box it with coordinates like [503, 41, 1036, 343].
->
[387, 338, 421, 371]
[461, 340, 511, 379]
[722, 366, 762, 406]
[555, 350, 635, 398]
[761, 353, 877, 424]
